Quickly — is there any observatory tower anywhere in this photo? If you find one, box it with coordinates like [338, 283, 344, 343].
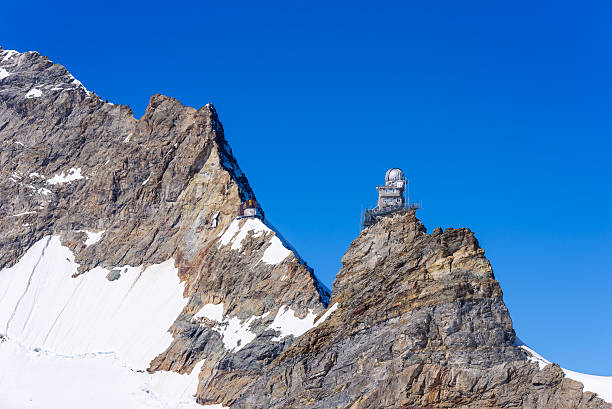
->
[361, 168, 419, 230]
[376, 168, 407, 209]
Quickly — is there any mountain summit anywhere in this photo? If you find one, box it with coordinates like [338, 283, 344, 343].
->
[0, 46, 609, 408]
[234, 211, 611, 408]
[0, 46, 329, 408]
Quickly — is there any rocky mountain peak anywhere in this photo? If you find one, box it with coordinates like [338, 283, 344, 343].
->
[0, 46, 609, 409]
[231, 211, 610, 408]
[0, 46, 331, 407]
[0, 46, 91, 102]
[0, 46, 258, 270]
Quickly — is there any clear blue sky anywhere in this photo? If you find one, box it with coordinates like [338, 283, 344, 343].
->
[2, 0, 610, 375]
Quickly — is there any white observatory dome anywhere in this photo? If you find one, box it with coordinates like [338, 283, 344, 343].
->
[385, 168, 404, 183]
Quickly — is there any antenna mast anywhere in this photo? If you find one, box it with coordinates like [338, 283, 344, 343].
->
[407, 178, 410, 208]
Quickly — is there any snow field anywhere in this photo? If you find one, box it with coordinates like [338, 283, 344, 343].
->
[193, 303, 225, 322]
[25, 88, 42, 98]
[218, 218, 292, 264]
[193, 302, 339, 349]
[0, 339, 214, 409]
[0, 236, 188, 370]
[46, 167, 84, 184]
[0, 235, 222, 408]
[268, 305, 318, 341]
[78, 229, 106, 246]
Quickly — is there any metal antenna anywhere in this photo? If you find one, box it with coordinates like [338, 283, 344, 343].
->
[407, 178, 410, 208]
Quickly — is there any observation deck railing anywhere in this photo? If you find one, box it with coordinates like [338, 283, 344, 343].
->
[360, 201, 421, 230]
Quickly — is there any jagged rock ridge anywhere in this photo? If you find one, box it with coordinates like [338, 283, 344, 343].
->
[0, 45, 329, 408]
[0, 46, 609, 408]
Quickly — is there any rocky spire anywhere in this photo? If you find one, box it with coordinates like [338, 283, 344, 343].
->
[231, 211, 611, 408]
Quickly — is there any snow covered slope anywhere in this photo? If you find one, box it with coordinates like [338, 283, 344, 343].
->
[0, 339, 212, 409]
[516, 338, 612, 403]
[0, 236, 218, 408]
[0, 236, 187, 369]
[0, 230, 334, 408]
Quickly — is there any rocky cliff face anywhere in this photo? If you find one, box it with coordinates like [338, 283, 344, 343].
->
[0, 46, 329, 407]
[0, 46, 608, 409]
[233, 211, 610, 409]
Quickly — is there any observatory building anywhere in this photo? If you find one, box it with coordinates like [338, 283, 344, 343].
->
[361, 168, 419, 229]
[376, 168, 407, 209]
[237, 198, 263, 219]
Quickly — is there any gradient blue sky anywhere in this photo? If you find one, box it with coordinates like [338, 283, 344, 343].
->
[2, 1, 610, 375]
